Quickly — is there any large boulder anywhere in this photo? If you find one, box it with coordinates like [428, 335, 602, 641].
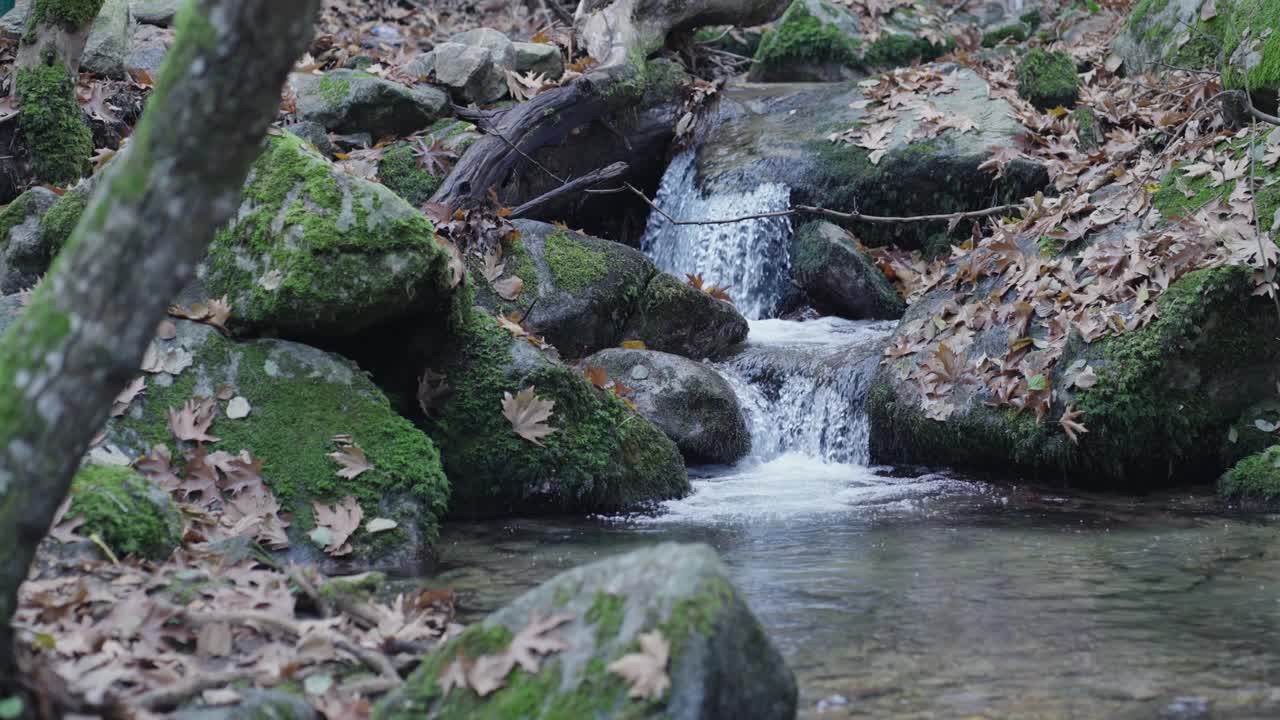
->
[584, 348, 751, 465]
[0, 186, 61, 293]
[62, 464, 182, 561]
[421, 311, 690, 518]
[748, 0, 976, 82]
[202, 131, 462, 337]
[696, 66, 1050, 249]
[132, 0, 180, 25]
[105, 319, 450, 575]
[790, 220, 905, 320]
[290, 69, 449, 138]
[514, 40, 564, 79]
[126, 22, 172, 78]
[80, 0, 132, 78]
[472, 220, 748, 359]
[376, 543, 797, 720]
[414, 28, 517, 105]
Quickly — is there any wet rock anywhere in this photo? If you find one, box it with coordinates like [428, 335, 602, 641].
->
[421, 311, 690, 518]
[202, 131, 462, 337]
[81, 0, 132, 78]
[1219, 445, 1280, 510]
[697, 66, 1050, 249]
[104, 319, 448, 575]
[132, 0, 180, 26]
[125, 22, 172, 78]
[790, 220, 905, 320]
[0, 186, 61, 294]
[376, 543, 797, 720]
[749, 0, 966, 82]
[471, 220, 748, 359]
[584, 348, 751, 464]
[290, 69, 449, 138]
[514, 40, 564, 79]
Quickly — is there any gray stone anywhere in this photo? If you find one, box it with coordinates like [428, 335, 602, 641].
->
[131, 0, 181, 26]
[81, 0, 132, 78]
[290, 69, 449, 138]
[452, 27, 517, 69]
[1110, 0, 1202, 75]
[378, 543, 797, 720]
[284, 120, 336, 157]
[790, 220, 905, 320]
[429, 42, 509, 104]
[514, 40, 564, 79]
[0, 187, 61, 294]
[471, 220, 748, 359]
[0, 293, 25, 336]
[125, 22, 171, 77]
[585, 348, 752, 464]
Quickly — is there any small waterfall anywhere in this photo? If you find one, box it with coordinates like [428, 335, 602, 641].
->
[717, 318, 895, 466]
[640, 150, 794, 320]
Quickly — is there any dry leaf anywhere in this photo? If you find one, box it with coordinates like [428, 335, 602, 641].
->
[365, 518, 398, 534]
[492, 275, 524, 301]
[607, 630, 670, 700]
[168, 397, 220, 443]
[311, 496, 363, 556]
[501, 386, 556, 446]
[111, 377, 147, 418]
[328, 444, 373, 480]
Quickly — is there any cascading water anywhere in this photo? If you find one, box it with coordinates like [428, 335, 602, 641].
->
[634, 146, 968, 524]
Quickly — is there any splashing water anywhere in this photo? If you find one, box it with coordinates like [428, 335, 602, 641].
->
[640, 150, 793, 320]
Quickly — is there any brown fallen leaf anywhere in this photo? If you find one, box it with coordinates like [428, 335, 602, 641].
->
[492, 275, 524, 301]
[1059, 404, 1089, 445]
[168, 397, 220, 443]
[501, 386, 556, 446]
[608, 630, 670, 701]
[111, 377, 147, 418]
[311, 496, 363, 557]
[328, 444, 373, 480]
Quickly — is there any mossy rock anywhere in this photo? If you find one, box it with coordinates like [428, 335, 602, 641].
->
[375, 119, 480, 207]
[869, 260, 1280, 489]
[1152, 129, 1280, 235]
[65, 464, 181, 560]
[203, 131, 462, 338]
[290, 69, 449, 138]
[422, 310, 689, 518]
[583, 348, 751, 465]
[749, 0, 952, 82]
[473, 220, 747, 360]
[1112, 0, 1230, 76]
[15, 63, 94, 186]
[1219, 445, 1280, 508]
[375, 543, 797, 720]
[0, 186, 60, 293]
[697, 68, 1050, 249]
[789, 220, 905, 320]
[106, 319, 449, 574]
[982, 21, 1031, 48]
[1222, 0, 1280, 101]
[1015, 49, 1079, 110]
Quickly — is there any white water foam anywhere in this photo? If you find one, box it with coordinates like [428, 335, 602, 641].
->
[640, 150, 793, 320]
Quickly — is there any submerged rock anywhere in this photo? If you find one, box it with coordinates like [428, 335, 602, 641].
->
[696, 66, 1049, 250]
[472, 220, 747, 360]
[64, 464, 182, 561]
[422, 311, 689, 518]
[376, 543, 797, 720]
[584, 348, 751, 465]
[203, 131, 462, 337]
[0, 186, 61, 293]
[106, 320, 450, 574]
[790, 220, 905, 320]
[290, 69, 449, 138]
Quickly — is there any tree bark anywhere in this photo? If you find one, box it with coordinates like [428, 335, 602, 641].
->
[15, 0, 104, 185]
[0, 0, 320, 692]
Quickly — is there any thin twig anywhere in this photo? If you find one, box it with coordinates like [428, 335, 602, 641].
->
[134, 669, 258, 710]
[287, 564, 331, 618]
[1243, 92, 1280, 325]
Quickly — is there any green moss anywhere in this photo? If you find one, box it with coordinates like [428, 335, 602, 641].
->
[604, 53, 686, 110]
[425, 312, 686, 517]
[543, 229, 608, 295]
[865, 32, 951, 67]
[751, 0, 861, 76]
[653, 576, 732, 662]
[377, 143, 441, 206]
[68, 465, 180, 560]
[31, 0, 104, 30]
[1016, 49, 1079, 110]
[36, 183, 89, 254]
[116, 331, 449, 548]
[1221, 0, 1280, 92]
[982, 22, 1031, 47]
[1153, 131, 1280, 240]
[585, 591, 625, 645]
[316, 75, 352, 111]
[319, 572, 386, 601]
[0, 193, 33, 246]
[16, 64, 93, 186]
[1219, 445, 1280, 504]
[205, 132, 460, 333]
[1127, 0, 1170, 31]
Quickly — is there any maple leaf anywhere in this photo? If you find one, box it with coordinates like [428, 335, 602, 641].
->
[311, 496, 363, 556]
[328, 444, 373, 480]
[608, 630, 670, 701]
[506, 612, 573, 673]
[168, 397, 220, 443]
[502, 386, 556, 446]
[205, 296, 232, 334]
[1059, 404, 1089, 444]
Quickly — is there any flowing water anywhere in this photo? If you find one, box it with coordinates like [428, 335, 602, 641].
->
[433, 148, 1280, 718]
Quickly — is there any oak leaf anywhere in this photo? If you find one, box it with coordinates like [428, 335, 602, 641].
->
[168, 397, 220, 443]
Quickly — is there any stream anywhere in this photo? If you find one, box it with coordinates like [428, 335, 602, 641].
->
[434, 148, 1280, 718]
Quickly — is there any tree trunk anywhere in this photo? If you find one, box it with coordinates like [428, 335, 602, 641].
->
[0, 0, 320, 693]
[14, 0, 104, 185]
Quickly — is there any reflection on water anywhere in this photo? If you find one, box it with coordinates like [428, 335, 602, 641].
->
[434, 474, 1280, 719]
